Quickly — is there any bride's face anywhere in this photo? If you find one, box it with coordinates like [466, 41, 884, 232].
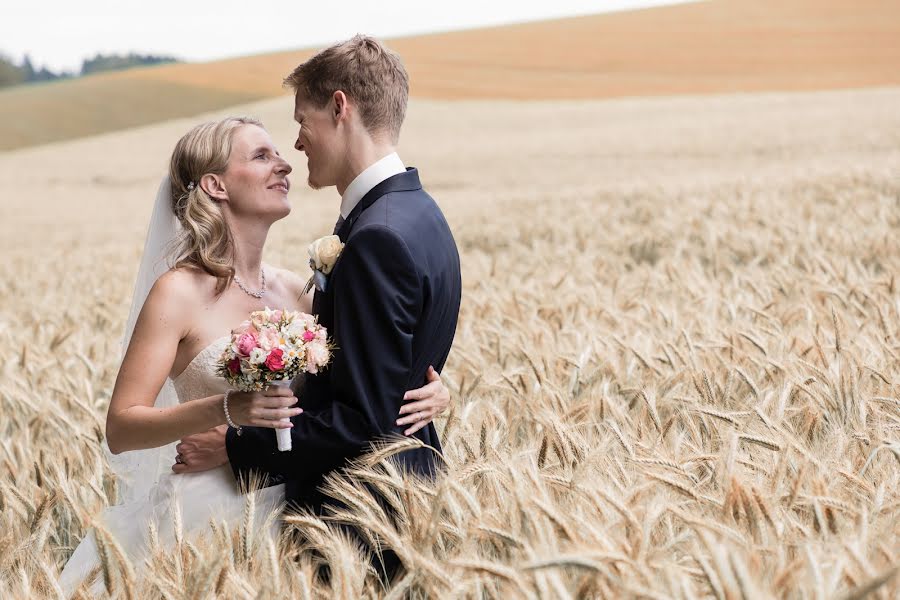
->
[220, 125, 293, 219]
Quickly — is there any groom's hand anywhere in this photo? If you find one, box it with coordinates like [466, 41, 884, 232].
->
[172, 425, 228, 474]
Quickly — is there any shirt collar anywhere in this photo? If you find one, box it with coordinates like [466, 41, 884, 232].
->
[340, 152, 406, 219]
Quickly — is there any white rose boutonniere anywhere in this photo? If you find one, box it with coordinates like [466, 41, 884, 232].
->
[309, 235, 343, 274]
[303, 235, 345, 294]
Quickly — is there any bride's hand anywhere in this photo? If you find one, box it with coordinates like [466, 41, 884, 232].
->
[396, 366, 450, 436]
[225, 387, 302, 429]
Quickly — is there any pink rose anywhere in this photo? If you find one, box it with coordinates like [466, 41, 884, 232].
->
[302, 330, 316, 343]
[236, 332, 258, 357]
[265, 348, 285, 371]
[227, 357, 241, 374]
[258, 328, 279, 351]
[270, 309, 283, 322]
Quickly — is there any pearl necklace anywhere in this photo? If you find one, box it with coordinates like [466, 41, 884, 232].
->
[233, 268, 266, 298]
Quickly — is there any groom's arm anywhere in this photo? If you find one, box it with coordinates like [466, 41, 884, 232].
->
[227, 224, 423, 483]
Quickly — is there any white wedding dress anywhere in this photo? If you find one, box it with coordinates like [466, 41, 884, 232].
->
[59, 336, 285, 596]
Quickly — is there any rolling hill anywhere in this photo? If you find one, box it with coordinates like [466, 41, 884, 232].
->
[1, 0, 898, 151]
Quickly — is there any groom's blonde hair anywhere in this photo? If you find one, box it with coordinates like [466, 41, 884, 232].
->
[284, 35, 409, 144]
[168, 116, 263, 294]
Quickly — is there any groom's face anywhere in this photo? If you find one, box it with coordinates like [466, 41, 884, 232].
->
[293, 92, 343, 190]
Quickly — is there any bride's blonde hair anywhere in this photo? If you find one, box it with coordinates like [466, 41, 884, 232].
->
[168, 116, 263, 294]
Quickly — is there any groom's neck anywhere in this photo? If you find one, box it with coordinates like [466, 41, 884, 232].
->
[336, 134, 397, 197]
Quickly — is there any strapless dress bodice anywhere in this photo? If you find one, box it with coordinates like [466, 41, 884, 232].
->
[171, 335, 230, 402]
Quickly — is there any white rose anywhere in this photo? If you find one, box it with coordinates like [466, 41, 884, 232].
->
[308, 235, 344, 275]
[286, 320, 305, 339]
[249, 347, 267, 365]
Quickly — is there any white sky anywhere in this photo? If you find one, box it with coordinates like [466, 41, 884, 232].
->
[2, 1, 695, 73]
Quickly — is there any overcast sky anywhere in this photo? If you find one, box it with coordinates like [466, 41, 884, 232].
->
[3, 0, 695, 72]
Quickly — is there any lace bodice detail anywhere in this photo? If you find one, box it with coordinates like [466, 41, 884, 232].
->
[171, 336, 230, 403]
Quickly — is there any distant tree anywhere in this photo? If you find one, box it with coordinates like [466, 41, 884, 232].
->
[0, 54, 27, 88]
[33, 66, 65, 82]
[80, 52, 178, 76]
[0, 50, 172, 89]
[21, 54, 35, 80]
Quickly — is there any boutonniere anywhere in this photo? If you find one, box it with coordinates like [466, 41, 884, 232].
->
[303, 235, 344, 294]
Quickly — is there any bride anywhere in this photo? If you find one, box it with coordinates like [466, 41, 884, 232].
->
[59, 116, 451, 595]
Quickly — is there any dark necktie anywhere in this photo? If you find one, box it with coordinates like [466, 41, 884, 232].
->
[333, 215, 345, 235]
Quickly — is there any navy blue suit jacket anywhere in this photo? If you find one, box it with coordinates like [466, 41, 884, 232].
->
[226, 168, 461, 513]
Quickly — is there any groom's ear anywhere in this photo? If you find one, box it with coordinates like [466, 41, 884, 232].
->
[200, 174, 228, 202]
[332, 90, 349, 123]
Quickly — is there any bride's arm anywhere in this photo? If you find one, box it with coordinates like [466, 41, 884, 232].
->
[105, 272, 301, 454]
[396, 366, 451, 436]
[106, 272, 221, 454]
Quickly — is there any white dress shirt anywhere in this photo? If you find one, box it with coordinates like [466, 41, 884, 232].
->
[340, 152, 406, 219]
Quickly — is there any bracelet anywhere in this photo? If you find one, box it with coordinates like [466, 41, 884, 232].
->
[223, 390, 242, 436]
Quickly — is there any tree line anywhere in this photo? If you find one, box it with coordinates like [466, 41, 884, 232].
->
[0, 52, 179, 88]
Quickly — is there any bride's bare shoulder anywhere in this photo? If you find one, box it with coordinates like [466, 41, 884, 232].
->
[266, 264, 313, 311]
[149, 266, 211, 305]
[266, 264, 304, 295]
[128, 267, 208, 338]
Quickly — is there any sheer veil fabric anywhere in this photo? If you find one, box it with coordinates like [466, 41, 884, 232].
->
[107, 175, 182, 505]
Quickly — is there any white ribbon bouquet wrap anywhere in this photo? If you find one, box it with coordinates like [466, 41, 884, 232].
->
[216, 308, 332, 451]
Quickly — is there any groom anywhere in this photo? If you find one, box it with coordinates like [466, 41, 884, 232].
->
[227, 34, 459, 564]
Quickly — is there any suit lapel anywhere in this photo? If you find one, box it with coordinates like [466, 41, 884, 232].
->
[314, 168, 422, 319]
[336, 168, 422, 241]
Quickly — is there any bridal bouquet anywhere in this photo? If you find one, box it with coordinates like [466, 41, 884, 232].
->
[216, 307, 331, 450]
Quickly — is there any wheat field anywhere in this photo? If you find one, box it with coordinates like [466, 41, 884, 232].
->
[1, 86, 900, 597]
